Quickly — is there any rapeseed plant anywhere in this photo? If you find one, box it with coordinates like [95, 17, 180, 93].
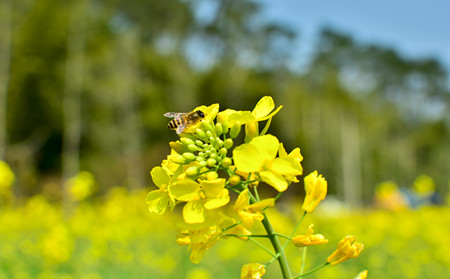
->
[147, 96, 365, 278]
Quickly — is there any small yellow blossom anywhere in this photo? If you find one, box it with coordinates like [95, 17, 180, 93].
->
[0, 160, 15, 195]
[241, 263, 266, 279]
[354, 269, 368, 279]
[302, 171, 327, 213]
[169, 178, 230, 224]
[178, 226, 222, 264]
[291, 224, 328, 247]
[234, 189, 275, 229]
[327, 236, 364, 266]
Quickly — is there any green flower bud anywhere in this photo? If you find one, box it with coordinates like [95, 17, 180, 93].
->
[198, 160, 207, 167]
[206, 158, 217, 167]
[186, 166, 199, 176]
[206, 171, 219, 180]
[195, 140, 204, 147]
[229, 174, 241, 185]
[244, 122, 259, 142]
[196, 129, 206, 139]
[169, 141, 188, 154]
[196, 156, 205, 162]
[219, 147, 227, 157]
[209, 153, 217, 159]
[201, 120, 213, 132]
[182, 152, 196, 161]
[187, 144, 201, 152]
[170, 155, 186, 165]
[205, 130, 213, 139]
[216, 138, 224, 147]
[230, 122, 241, 138]
[222, 157, 232, 167]
[180, 137, 195, 146]
[209, 136, 215, 143]
[224, 138, 233, 149]
[215, 123, 223, 135]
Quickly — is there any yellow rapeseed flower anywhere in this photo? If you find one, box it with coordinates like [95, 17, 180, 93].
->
[291, 224, 328, 247]
[233, 135, 303, 192]
[234, 189, 275, 229]
[0, 160, 15, 195]
[302, 171, 327, 213]
[327, 236, 364, 266]
[354, 269, 368, 279]
[241, 263, 266, 279]
[178, 226, 222, 264]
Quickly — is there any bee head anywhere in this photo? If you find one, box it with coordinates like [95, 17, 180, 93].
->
[196, 110, 205, 118]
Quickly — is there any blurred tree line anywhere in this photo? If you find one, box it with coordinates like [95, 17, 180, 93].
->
[0, 0, 448, 206]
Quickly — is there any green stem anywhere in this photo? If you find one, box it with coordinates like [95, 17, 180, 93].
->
[300, 247, 308, 277]
[247, 186, 291, 278]
[282, 211, 307, 251]
[249, 237, 277, 258]
[223, 234, 269, 238]
[261, 212, 292, 279]
[292, 263, 329, 279]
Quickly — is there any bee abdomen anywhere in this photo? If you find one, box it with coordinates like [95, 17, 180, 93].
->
[168, 118, 184, 130]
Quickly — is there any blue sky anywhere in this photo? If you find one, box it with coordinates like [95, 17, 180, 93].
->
[257, 0, 450, 71]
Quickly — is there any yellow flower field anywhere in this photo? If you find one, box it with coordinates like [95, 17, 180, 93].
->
[1, 187, 448, 278]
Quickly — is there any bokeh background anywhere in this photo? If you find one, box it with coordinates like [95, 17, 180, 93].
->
[0, 0, 449, 278]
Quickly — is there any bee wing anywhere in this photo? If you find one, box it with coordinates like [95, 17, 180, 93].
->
[176, 123, 187, 134]
[164, 112, 186, 118]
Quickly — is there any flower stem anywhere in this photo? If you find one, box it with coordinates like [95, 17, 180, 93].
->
[300, 247, 308, 276]
[282, 211, 307, 251]
[292, 263, 329, 279]
[261, 212, 292, 279]
[249, 237, 277, 258]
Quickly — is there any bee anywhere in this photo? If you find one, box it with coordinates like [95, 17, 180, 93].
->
[164, 110, 205, 134]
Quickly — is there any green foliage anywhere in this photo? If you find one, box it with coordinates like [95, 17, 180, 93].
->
[2, 0, 448, 201]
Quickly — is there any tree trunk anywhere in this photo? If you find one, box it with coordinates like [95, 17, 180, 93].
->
[0, 0, 12, 159]
[340, 111, 363, 207]
[115, 29, 145, 188]
[62, 0, 88, 202]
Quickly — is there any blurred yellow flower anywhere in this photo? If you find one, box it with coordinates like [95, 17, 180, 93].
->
[66, 171, 96, 201]
[302, 171, 327, 213]
[0, 160, 15, 195]
[354, 269, 368, 279]
[327, 236, 364, 266]
[234, 189, 275, 229]
[178, 226, 222, 264]
[240, 263, 266, 279]
[291, 224, 328, 247]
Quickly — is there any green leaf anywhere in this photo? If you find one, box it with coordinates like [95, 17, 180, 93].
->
[150, 166, 170, 187]
[183, 199, 205, 224]
[169, 179, 200, 201]
[146, 190, 170, 215]
[259, 171, 288, 192]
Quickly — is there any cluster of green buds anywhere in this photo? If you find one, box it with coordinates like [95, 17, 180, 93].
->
[168, 120, 235, 181]
[146, 96, 365, 279]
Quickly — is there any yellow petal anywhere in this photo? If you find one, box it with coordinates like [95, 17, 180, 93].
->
[259, 171, 288, 192]
[252, 96, 275, 119]
[146, 190, 170, 215]
[169, 179, 200, 201]
[183, 199, 206, 224]
[233, 143, 265, 172]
